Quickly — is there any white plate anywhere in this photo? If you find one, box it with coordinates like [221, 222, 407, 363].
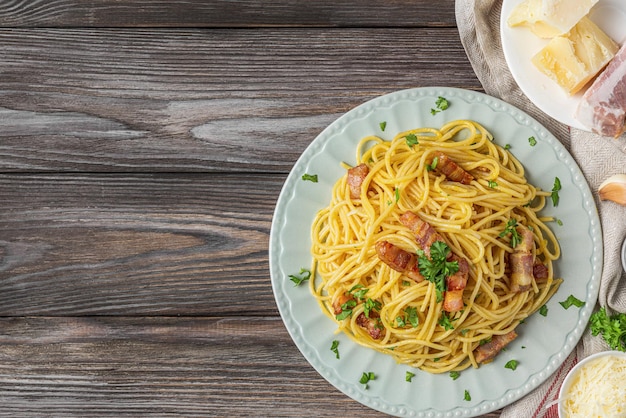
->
[500, 0, 626, 131]
[269, 87, 602, 417]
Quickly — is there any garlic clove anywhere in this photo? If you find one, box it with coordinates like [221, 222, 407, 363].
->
[598, 174, 626, 205]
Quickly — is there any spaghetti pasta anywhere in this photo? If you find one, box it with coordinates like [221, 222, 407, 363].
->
[310, 119, 562, 374]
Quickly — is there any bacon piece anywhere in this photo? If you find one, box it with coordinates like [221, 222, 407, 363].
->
[399, 211, 444, 258]
[431, 151, 474, 185]
[442, 256, 469, 312]
[473, 330, 518, 364]
[510, 226, 535, 293]
[356, 312, 383, 340]
[375, 241, 424, 282]
[576, 42, 626, 138]
[347, 163, 369, 199]
[533, 262, 549, 281]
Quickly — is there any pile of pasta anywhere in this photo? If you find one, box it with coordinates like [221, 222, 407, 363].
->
[310, 119, 561, 373]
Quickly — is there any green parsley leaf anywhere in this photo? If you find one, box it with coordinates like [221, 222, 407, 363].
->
[559, 294, 585, 309]
[405, 133, 419, 148]
[301, 173, 318, 182]
[289, 268, 311, 286]
[405, 371, 416, 382]
[402, 280, 411, 286]
[505, 360, 519, 370]
[431, 96, 450, 115]
[590, 307, 626, 351]
[488, 180, 498, 188]
[363, 298, 381, 318]
[426, 156, 439, 172]
[417, 241, 459, 303]
[504, 144, 511, 150]
[379, 121, 387, 131]
[539, 304, 548, 317]
[335, 299, 357, 320]
[406, 306, 419, 328]
[551, 177, 561, 206]
[528, 136, 537, 146]
[449, 371, 460, 380]
[395, 187, 400, 203]
[350, 284, 368, 300]
[359, 371, 376, 389]
[438, 312, 454, 330]
[464, 390, 471, 401]
[396, 315, 406, 327]
[555, 218, 563, 226]
[330, 340, 340, 359]
[499, 218, 522, 248]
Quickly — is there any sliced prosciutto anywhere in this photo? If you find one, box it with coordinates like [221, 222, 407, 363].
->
[576, 42, 626, 138]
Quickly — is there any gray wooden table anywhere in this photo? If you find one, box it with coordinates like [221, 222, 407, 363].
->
[0, 1, 503, 416]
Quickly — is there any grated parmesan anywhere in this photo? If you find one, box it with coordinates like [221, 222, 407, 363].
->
[561, 355, 626, 418]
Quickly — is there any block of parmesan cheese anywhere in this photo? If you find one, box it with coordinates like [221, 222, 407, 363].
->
[531, 17, 618, 95]
[508, 0, 599, 38]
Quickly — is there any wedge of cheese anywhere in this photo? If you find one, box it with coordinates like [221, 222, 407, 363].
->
[531, 17, 618, 95]
[508, 0, 598, 38]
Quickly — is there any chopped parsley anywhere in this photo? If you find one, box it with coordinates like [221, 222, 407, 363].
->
[335, 298, 356, 320]
[431, 96, 450, 115]
[289, 268, 311, 286]
[505, 360, 519, 370]
[405, 133, 419, 148]
[528, 136, 537, 146]
[417, 241, 459, 303]
[396, 306, 418, 328]
[499, 218, 522, 248]
[395, 187, 400, 203]
[539, 304, 548, 317]
[301, 173, 318, 182]
[559, 294, 585, 309]
[426, 156, 439, 171]
[379, 121, 387, 131]
[359, 371, 376, 389]
[488, 180, 498, 188]
[438, 312, 455, 330]
[449, 371, 460, 380]
[590, 307, 626, 351]
[504, 144, 511, 150]
[551, 177, 561, 206]
[349, 284, 368, 300]
[363, 298, 381, 318]
[330, 340, 340, 359]
[464, 390, 471, 401]
[405, 371, 416, 382]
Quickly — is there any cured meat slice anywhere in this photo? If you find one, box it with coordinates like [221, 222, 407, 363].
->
[576, 42, 626, 138]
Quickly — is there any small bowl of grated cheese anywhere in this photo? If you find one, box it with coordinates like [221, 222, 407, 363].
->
[558, 350, 626, 418]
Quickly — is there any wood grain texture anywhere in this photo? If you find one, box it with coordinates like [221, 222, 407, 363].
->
[0, 173, 280, 316]
[0, 28, 480, 172]
[0, 0, 457, 28]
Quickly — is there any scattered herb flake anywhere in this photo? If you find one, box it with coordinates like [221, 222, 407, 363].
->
[363, 298, 381, 318]
[449, 371, 460, 380]
[395, 188, 400, 203]
[379, 121, 387, 131]
[405, 371, 416, 382]
[555, 218, 563, 226]
[539, 304, 548, 317]
[438, 312, 454, 330]
[504, 144, 511, 150]
[528, 136, 537, 146]
[289, 268, 311, 286]
[330, 340, 340, 359]
[431, 96, 450, 114]
[405, 133, 419, 148]
[464, 390, 471, 401]
[559, 295, 585, 310]
[499, 218, 522, 248]
[505, 360, 519, 370]
[427, 156, 439, 171]
[551, 177, 561, 207]
[301, 173, 318, 182]
[488, 180, 498, 188]
[335, 298, 357, 320]
[359, 371, 376, 389]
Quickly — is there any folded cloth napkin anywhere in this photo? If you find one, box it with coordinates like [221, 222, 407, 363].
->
[456, 1, 626, 417]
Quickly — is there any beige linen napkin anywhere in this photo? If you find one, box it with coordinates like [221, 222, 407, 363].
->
[456, 1, 626, 417]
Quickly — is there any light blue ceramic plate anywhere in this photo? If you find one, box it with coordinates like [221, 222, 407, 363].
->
[269, 87, 603, 417]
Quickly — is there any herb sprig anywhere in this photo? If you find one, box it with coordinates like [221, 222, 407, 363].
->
[590, 307, 626, 351]
[417, 241, 459, 302]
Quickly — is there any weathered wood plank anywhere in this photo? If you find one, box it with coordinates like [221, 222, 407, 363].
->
[0, 0, 457, 28]
[0, 173, 282, 316]
[0, 316, 499, 417]
[0, 28, 481, 173]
